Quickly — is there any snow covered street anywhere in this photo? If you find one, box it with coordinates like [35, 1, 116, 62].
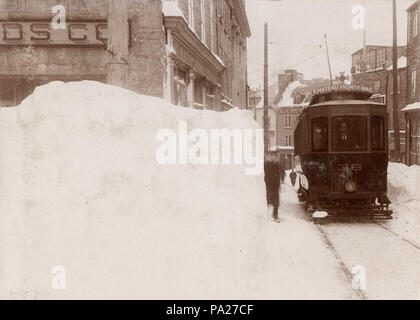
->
[276, 171, 420, 300]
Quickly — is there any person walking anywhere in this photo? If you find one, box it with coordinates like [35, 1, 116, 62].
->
[290, 169, 297, 187]
[264, 152, 281, 222]
[280, 169, 286, 184]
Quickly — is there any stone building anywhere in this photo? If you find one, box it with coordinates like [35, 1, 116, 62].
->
[0, 0, 250, 111]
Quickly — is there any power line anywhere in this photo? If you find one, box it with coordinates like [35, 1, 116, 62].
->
[248, 48, 325, 84]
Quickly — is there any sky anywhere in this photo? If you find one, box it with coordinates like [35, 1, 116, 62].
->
[246, 0, 416, 88]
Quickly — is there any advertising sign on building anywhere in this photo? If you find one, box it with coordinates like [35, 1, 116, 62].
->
[0, 20, 110, 46]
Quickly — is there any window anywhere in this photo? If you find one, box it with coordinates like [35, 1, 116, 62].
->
[411, 69, 417, 99]
[376, 49, 386, 68]
[0, 78, 16, 107]
[374, 80, 380, 92]
[366, 51, 375, 70]
[284, 135, 292, 147]
[293, 95, 302, 104]
[371, 116, 385, 151]
[285, 115, 292, 128]
[200, 0, 205, 42]
[411, 119, 420, 165]
[414, 11, 419, 38]
[188, 0, 194, 30]
[210, 0, 215, 51]
[332, 116, 368, 151]
[311, 117, 328, 152]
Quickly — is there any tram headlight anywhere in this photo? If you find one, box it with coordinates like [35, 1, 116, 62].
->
[345, 180, 356, 192]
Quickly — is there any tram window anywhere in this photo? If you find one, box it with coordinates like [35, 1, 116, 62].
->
[371, 116, 385, 151]
[311, 117, 328, 152]
[332, 116, 367, 151]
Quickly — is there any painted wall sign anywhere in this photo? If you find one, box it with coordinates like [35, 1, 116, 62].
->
[0, 20, 112, 46]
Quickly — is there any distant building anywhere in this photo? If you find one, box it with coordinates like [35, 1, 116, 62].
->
[251, 71, 329, 168]
[273, 76, 330, 154]
[255, 105, 277, 150]
[248, 87, 262, 120]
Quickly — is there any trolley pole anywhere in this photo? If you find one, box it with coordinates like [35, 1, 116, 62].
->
[392, 0, 401, 162]
[264, 23, 269, 153]
[324, 34, 333, 86]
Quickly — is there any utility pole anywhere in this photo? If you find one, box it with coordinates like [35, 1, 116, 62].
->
[392, 0, 401, 162]
[107, 0, 129, 87]
[264, 23, 269, 153]
[324, 34, 333, 85]
[362, 0, 367, 69]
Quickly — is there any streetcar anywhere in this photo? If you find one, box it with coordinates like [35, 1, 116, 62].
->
[293, 85, 392, 219]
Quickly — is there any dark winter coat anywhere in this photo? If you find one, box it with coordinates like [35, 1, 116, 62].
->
[290, 171, 297, 186]
[264, 161, 281, 206]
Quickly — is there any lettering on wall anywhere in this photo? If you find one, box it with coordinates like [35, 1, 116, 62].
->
[0, 21, 110, 46]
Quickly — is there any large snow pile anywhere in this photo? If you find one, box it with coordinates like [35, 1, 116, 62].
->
[387, 162, 420, 245]
[388, 163, 420, 204]
[0, 81, 267, 299]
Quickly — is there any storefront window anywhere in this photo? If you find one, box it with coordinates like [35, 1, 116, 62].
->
[311, 117, 328, 152]
[332, 116, 367, 151]
[0, 78, 16, 107]
[371, 116, 385, 151]
[411, 119, 420, 165]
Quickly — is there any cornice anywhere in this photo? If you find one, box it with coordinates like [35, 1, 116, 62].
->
[163, 15, 226, 75]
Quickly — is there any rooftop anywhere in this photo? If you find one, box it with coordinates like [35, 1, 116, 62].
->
[402, 102, 420, 112]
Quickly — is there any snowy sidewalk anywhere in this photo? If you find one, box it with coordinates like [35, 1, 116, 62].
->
[248, 181, 360, 299]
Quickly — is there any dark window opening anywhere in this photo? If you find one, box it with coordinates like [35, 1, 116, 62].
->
[371, 116, 385, 151]
[332, 116, 367, 151]
[311, 117, 328, 152]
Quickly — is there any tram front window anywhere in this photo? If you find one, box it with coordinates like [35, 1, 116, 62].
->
[332, 116, 367, 151]
[311, 117, 328, 152]
[371, 116, 385, 151]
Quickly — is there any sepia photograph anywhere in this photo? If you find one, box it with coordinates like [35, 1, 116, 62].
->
[0, 0, 419, 307]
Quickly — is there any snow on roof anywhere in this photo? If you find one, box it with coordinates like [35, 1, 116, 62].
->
[402, 102, 420, 112]
[212, 53, 225, 68]
[387, 56, 407, 71]
[278, 81, 306, 106]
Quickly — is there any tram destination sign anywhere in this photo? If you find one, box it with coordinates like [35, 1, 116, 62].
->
[312, 85, 373, 95]
[0, 20, 118, 46]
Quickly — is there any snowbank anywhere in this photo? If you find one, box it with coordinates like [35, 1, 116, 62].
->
[387, 162, 420, 245]
[388, 163, 420, 204]
[0, 81, 267, 299]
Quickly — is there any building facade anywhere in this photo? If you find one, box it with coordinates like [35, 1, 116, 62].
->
[404, 1, 420, 165]
[0, 0, 250, 111]
[255, 105, 276, 150]
[351, 45, 407, 158]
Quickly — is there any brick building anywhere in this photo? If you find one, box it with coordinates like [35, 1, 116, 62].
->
[351, 45, 407, 158]
[351, 45, 407, 124]
[0, 0, 250, 111]
[403, 1, 420, 165]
